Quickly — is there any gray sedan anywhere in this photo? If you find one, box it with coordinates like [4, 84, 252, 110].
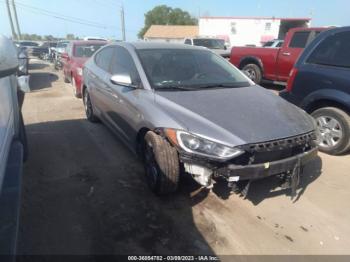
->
[82, 42, 318, 197]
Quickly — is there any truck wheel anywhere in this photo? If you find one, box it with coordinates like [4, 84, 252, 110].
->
[83, 89, 99, 123]
[143, 131, 180, 195]
[311, 107, 350, 155]
[242, 64, 262, 84]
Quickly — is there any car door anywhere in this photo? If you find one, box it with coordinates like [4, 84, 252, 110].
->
[0, 76, 16, 190]
[277, 31, 311, 82]
[104, 46, 142, 145]
[88, 46, 115, 117]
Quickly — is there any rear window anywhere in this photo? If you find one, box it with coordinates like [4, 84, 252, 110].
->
[307, 31, 350, 68]
[289, 31, 310, 48]
[74, 44, 104, 58]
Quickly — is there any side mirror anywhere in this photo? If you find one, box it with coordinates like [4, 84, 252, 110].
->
[18, 75, 30, 93]
[110, 74, 136, 88]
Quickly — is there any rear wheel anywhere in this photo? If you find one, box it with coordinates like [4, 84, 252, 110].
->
[242, 64, 262, 84]
[83, 89, 98, 122]
[64, 72, 70, 83]
[143, 131, 180, 195]
[311, 107, 350, 155]
[72, 76, 81, 98]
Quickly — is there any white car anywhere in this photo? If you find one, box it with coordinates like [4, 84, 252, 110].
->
[0, 35, 29, 254]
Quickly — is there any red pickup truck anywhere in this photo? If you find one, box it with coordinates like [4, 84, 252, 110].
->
[229, 27, 327, 84]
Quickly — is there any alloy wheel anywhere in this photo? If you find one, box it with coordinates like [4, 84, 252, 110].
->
[316, 115, 343, 148]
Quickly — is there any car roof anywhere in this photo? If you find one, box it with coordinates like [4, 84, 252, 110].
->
[116, 42, 207, 51]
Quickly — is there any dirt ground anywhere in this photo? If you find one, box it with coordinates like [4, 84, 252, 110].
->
[17, 60, 350, 256]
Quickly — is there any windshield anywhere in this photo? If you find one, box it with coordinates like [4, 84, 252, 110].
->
[74, 44, 105, 58]
[20, 41, 38, 47]
[193, 39, 225, 49]
[263, 41, 274, 47]
[138, 49, 251, 90]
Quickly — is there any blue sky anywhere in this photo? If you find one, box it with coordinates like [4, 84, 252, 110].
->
[1, 0, 348, 40]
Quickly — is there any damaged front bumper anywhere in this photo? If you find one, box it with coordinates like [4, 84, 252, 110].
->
[215, 146, 318, 181]
[179, 145, 318, 197]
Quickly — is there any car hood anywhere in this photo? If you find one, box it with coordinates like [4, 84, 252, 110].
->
[154, 85, 315, 146]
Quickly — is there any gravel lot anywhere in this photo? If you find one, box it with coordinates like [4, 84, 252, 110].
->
[17, 60, 350, 256]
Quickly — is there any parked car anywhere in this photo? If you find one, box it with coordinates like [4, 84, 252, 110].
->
[230, 27, 328, 84]
[0, 35, 29, 255]
[262, 39, 284, 48]
[62, 40, 106, 97]
[184, 37, 231, 58]
[54, 40, 70, 70]
[32, 41, 57, 60]
[18, 41, 39, 57]
[17, 46, 29, 76]
[82, 42, 318, 197]
[280, 27, 350, 155]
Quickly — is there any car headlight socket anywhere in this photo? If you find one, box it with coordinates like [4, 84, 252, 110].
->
[165, 129, 244, 160]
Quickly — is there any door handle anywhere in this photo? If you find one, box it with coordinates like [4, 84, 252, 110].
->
[282, 52, 291, 56]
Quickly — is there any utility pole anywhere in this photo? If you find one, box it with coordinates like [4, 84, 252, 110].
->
[11, 0, 22, 40]
[120, 4, 126, 41]
[5, 0, 17, 40]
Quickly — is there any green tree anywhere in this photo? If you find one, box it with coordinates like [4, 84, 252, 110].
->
[138, 5, 197, 39]
[66, 34, 76, 40]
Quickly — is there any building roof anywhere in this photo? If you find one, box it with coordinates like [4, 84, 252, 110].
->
[127, 42, 206, 50]
[200, 16, 311, 21]
[144, 25, 199, 39]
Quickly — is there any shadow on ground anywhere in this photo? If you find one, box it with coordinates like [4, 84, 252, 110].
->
[28, 62, 49, 70]
[18, 119, 216, 256]
[29, 72, 59, 91]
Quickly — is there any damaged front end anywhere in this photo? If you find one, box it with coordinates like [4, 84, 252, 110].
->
[176, 131, 318, 200]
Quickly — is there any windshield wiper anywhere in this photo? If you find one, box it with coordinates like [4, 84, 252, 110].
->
[192, 83, 250, 89]
[154, 85, 195, 91]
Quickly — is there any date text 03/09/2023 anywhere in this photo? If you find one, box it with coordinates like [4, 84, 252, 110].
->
[127, 255, 220, 261]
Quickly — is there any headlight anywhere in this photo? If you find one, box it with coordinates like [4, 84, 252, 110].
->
[77, 67, 83, 76]
[165, 129, 244, 160]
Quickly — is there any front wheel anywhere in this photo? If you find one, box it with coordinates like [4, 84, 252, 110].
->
[312, 107, 350, 155]
[83, 89, 99, 123]
[242, 64, 262, 84]
[143, 131, 180, 195]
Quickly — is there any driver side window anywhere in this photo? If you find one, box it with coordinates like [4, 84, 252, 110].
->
[110, 46, 140, 84]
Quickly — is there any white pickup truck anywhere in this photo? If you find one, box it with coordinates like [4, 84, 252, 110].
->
[0, 35, 29, 255]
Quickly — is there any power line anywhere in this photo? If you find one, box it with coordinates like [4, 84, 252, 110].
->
[1, 0, 139, 34]
[14, 0, 117, 29]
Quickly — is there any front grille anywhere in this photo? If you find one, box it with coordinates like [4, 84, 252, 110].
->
[233, 132, 316, 165]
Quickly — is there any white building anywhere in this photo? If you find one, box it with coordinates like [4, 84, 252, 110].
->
[199, 17, 311, 47]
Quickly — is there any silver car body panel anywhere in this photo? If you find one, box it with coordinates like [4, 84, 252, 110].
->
[83, 42, 315, 152]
